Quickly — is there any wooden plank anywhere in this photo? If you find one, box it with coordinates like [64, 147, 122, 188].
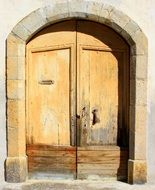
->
[28, 156, 75, 164]
[77, 171, 127, 180]
[27, 144, 76, 151]
[27, 144, 76, 175]
[77, 147, 128, 180]
[77, 169, 127, 175]
[27, 145, 76, 157]
[77, 150, 128, 158]
[77, 157, 128, 164]
[27, 150, 76, 157]
[78, 164, 127, 170]
[28, 159, 76, 172]
[78, 159, 128, 165]
[77, 145, 128, 150]
[29, 162, 76, 171]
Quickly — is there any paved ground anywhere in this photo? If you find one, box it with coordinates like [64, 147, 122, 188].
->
[1, 180, 155, 190]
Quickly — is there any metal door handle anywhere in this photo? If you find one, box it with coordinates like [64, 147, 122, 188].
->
[76, 114, 80, 119]
[92, 108, 100, 125]
[39, 80, 55, 85]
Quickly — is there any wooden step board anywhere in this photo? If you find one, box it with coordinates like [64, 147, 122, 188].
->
[77, 146, 128, 180]
[27, 145, 128, 180]
[27, 145, 76, 179]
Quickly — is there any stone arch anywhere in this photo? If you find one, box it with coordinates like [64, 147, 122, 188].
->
[6, 0, 148, 184]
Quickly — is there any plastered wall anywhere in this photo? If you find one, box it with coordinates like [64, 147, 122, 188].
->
[0, 0, 155, 183]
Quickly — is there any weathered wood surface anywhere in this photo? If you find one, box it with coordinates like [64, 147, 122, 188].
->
[77, 146, 128, 180]
[77, 20, 129, 146]
[28, 48, 70, 145]
[26, 21, 77, 146]
[78, 48, 120, 145]
[26, 20, 129, 180]
[27, 145, 76, 175]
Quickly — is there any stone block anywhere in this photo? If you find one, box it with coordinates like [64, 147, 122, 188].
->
[109, 9, 130, 33]
[134, 132, 146, 160]
[7, 127, 19, 157]
[19, 8, 48, 38]
[130, 79, 147, 106]
[7, 126, 26, 157]
[130, 55, 148, 80]
[129, 105, 147, 160]
[7, 33, 25, 57]
[129, 131, 146, 160]
[44, 2, 69, 24]
[6, 156, 27, 183]
[120, 19, 140, 42]
[7, 100, 25, 131]
[128, 159, 147, 184]
[68, 0, 87, 18]
[12, 23, 31, 42]
[98, 4, 110, 24]
[7, 57, 25, 80]
[130, 29, 148, 55]
[7, 80, 25, 100]
[85, 1, 103, 21]
[130, 105, 147, 131]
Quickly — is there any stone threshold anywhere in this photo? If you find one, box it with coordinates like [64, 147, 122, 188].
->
[1, 180, 155, 190]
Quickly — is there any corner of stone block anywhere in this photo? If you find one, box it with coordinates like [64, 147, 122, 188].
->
[5, 156, 28, 183]
[128, 159, 147, 184]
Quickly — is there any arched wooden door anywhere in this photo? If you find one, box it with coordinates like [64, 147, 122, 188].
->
[26, 20, 129, 180]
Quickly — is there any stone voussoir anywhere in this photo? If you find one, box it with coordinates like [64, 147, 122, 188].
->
[44, 2, 69, 24]
[18, 8, 48, 41]
[121, 19, 140, 39]
[130, 29, 148, 55]
[84, 1, 104, 21]
[98, 4, 111, 24]
[109, 8, 130, 33]
[68, 0, 87, 18]
[12, 23, 31, 42]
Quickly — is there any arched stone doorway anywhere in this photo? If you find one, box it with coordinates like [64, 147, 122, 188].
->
[26, 20, 129, 180]
[6, 0, 148, 184]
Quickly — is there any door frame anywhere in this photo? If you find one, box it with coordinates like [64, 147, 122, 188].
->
[6, 1, 148, 184]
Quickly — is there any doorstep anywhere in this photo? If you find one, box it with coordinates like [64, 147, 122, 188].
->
[1, 179, 155, 190]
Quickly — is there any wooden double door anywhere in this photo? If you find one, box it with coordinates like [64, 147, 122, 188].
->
[26, 20, 129, 180]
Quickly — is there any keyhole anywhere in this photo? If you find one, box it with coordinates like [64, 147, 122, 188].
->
[92, 109, 100, 125]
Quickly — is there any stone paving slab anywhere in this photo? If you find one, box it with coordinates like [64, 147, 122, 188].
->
[1, 180, 155, 190]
